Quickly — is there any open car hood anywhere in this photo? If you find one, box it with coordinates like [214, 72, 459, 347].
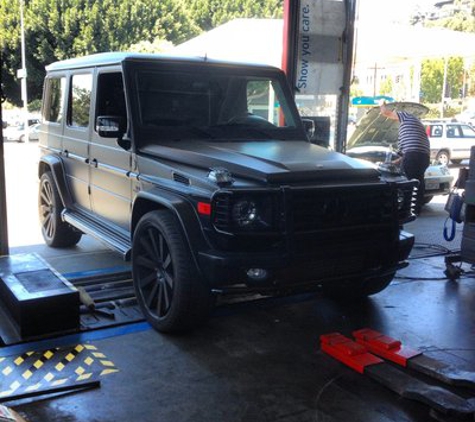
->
[347, 102, 429, 150]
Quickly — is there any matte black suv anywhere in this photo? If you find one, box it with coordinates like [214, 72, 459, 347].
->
[38, 53, 416, 332]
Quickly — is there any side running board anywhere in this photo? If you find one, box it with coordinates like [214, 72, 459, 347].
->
[62, 210, 131, 259]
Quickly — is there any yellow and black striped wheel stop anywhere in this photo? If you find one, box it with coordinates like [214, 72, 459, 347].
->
[0, 344, 118, 400]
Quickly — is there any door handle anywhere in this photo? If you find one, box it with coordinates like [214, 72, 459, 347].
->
[91, 158, 98, 168]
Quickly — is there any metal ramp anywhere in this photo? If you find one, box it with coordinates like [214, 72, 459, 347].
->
[0, 253, 143, 346]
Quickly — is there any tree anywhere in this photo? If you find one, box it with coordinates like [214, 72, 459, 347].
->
[421, 59, 444, 103]
[188, 0, 283, 31]
[1, 0, 284, 106]
[426, 12, 475, 32]
[379, 77, 393, 96]
[128, 39, 174, 54]
[420, 57, 464, 103]
[423, 0, 475, 32]
[0, 0, 201, 106]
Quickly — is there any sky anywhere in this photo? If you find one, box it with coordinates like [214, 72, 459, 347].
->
[357, 0, 438, 25]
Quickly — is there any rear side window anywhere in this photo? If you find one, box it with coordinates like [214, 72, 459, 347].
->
[43, 77, 66, 123]
[460, 125, 475, 137]
[69, 74, 93, 128]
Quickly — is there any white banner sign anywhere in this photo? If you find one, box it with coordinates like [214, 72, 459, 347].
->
[296, 1, 346, 95]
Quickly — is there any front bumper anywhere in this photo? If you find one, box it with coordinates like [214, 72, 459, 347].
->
[197, 230, 415, 291]
[424, 177, 452, 196]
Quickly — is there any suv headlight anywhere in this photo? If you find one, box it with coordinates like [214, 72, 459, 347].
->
[212, 192, 277, 233]
[232, 199, 259, 227]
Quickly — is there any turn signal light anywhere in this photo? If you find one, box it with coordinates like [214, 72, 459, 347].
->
[197, 202, 211, 215]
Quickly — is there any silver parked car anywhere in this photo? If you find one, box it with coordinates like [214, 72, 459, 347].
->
[4, 122, 41, 143]
[424, 121, 475, 165]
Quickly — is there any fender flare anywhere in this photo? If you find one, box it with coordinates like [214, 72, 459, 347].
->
[38, 155, 73, 209]
[132, 189, 211, 271]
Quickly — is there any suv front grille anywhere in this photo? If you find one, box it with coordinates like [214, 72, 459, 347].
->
[212, 183, 404, 233]
[290, 184, 394, 232]
[211, 182, 416, 256]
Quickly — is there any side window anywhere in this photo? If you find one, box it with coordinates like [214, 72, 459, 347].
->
[68, 73, 93, 128]
[446, 125, 459, 138]
[95, 72, 127, 122]
[461, 125, 475, 138]
[246, 80, 292, 127]
[430, 125, 442, 137]
[43, 77, 66, 123]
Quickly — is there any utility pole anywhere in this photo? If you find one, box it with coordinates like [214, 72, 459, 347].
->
[19, 0, 29, 142]
[368, 63, 384, 97]
[440, 56, 448, 119]
[0, 48, 9, 256]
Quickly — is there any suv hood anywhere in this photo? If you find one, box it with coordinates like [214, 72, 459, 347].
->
[141, 139, 380, 184]
[347, 102, 429, 152]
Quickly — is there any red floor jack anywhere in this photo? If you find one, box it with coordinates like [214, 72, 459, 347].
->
[321, 328, 475, 421]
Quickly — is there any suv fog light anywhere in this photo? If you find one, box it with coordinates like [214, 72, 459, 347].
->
[246, 268, 268, 281]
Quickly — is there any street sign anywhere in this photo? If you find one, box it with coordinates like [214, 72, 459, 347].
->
[16, 68, 27, 79]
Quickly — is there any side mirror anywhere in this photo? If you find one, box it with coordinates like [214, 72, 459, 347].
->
[302, 118, 315, 141]
[302, 116, 331, 148]
[96, 115, 126, 138]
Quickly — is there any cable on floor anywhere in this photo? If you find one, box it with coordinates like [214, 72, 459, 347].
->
[408, 242, 459, 260]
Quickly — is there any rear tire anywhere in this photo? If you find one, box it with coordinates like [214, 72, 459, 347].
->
[322, 273, 395, 301]
[38, 171, 82, 247]
[132, 210, 214, 333]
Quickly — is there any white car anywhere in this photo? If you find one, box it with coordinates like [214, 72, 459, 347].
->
[346, 102, 454, 204]
[3, 123, 40, 143]
[425, 121, 475, 165]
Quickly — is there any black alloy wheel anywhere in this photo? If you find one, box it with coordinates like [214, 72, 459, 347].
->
[132, 210, 213, 333]
[38, 171, 82, 247]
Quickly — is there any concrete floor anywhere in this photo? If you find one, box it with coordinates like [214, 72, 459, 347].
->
[2, 142, 474, 421]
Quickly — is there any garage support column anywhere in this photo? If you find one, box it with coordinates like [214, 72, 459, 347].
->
[0, 51, 10, 256]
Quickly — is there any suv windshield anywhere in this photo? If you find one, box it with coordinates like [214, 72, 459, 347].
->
[133, 67, 300, 142]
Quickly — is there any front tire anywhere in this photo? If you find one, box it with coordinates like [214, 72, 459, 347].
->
[132, 210, 213, 333]
[38, 171, 82, 247]
[423, 195, 434, 204]
[436, 150, 450, 166]
[322, 273, 395, 301]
